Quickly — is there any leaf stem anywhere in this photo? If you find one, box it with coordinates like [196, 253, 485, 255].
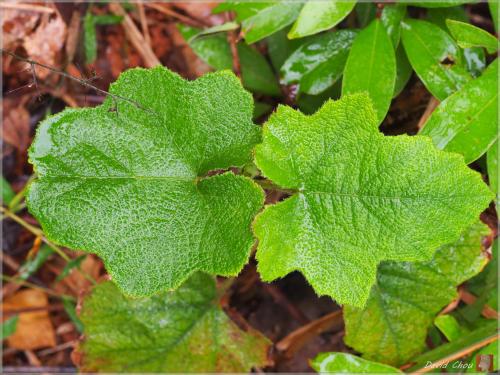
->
[2, 274, 75, 301]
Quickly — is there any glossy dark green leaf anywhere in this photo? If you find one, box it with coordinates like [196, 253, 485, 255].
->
[427, 7, 487, 77]
[288, 0, 357, 39]
[407, 320, 497, 372]
[1, 316, 19, 340]
[380, 4, 406, 47]
[342, 19, 396, 124]
[213, 2, 274, 22]
[393, 44, 412, 97]
[487, 140, 498, 195]
[18, 244, 54, 281]
[401, 19, 471, 100]
[78, 273, 271, 372]
[188, 22, 239, 41]
[446, 19, 498, 53]
[344, 221, 490, 366]
[266, 27, 304, 71]
[254, 94, 492, 307]
[27, 67, 264, 297]
[2, 176, 15, 205]
[311, 352, 402, 374]
[420, 59, 498, 164]
[178, 25, 280, 96]
[240, 1, 303, 44]
[281, 30, 357, 95]
[355, 2, 376, 28]
[297, 81, 341, 114]
[253, 102, 273, 120]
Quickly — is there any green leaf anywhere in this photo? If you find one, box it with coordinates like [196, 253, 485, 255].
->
[401, 19, 471, 100]
[178, 25, 280, 97]
[297, 81, 341, 115]
[393, 44, 413, 97]
[407, 320, 497, 372]
[18, 244, 54, 281]
[380, 4, 406, 47]
[487, 140, 498, 195]
[446, 19, 498, 53]
[187, 22, 239, 42]
[344, 221, 490, 366]
[92, 14, 123, 25]
[355, 2, 376, 28]
[240, 1, 303, 44]
[2, 176, 15, 205]
[84, 12, 97, 64]
[266, 27, 305, 72]
[288, 0, 357, 39]
[409, 0, 478, 8]
[420, 59, 498, 164]
[342, 19, 396, 124]
[1, 315, 19, 340]
[280, 30, 357, 95]
[311, 352, 402, 374]
[253, 93, 492, 307]
[27, 67, 264, 297]
[213, 2, 273, 22]
[434, 314, 467, 341]
[78, 273, 271, 372]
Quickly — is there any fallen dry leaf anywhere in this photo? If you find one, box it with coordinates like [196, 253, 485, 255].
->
[1, 9, 40, 49]
[23, 14, 67, 78]
[3, 289, 56, 350]
[2, 97, 31, 155]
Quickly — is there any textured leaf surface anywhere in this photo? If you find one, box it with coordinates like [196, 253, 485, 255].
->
[288, 0, 357, 39]
[487, 140, 498, 195]
[78, 273, 271, 372]
[311, 352, 401, 374]
[446, 19, 498, 53]
[344, 221, 490, 366]
[253, 93, 492, 307]
[401, 19, 470, 100]
[178, 25, 280, 96]
[342, 19, 396, 124]
[280, 30, 357, 95]
[27, 67, 264, 297]
[421, 59, 498, 164]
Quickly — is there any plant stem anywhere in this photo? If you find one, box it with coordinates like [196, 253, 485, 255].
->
[2, 274, 75, 301]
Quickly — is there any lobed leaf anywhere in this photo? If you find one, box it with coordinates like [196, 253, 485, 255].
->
[401, 19, 470, 100]
[77, 273, 271, 372]
[420, 59, 498, 164]
[27, 67, 264, 297]
[344, 221, 490, 366]
[253, 93, 492, 307]
[342, 19, 396, 124]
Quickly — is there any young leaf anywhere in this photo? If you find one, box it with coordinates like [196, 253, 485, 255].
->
[280, 30, 357, 95]
[239, 1, 303, 44]
[344, 221, 490, 366]
[434, 315, 468, 341]
[18, 244, 54, 281]
[27, 67, 264, 298]
[253, 93, 492, 307]
[393, 44, 412, 97]
[1, 176, 15, 205]
[342, 19, 396, 124]
[487, 140, 498, 195]
[446, 19, 498, 53]
[77, 273, 271, 372]
[288, 0, 357, 39]
[401, 19, 470, 100]
[380, 4, 406, 47]
[311, 352, 402, 374]
[178, 25, 281, 96]
[1, 316, 19, 340]
[420, 59, 498, 164]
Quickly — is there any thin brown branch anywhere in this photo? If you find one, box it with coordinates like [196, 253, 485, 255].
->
[137, 2, 151, 46]
[0, 3, 55, 14]
[417, 97, 440, 130]
[459, 288, 500, 320]
[0, 49, 155, 114]
[144, 3, 207, 28]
